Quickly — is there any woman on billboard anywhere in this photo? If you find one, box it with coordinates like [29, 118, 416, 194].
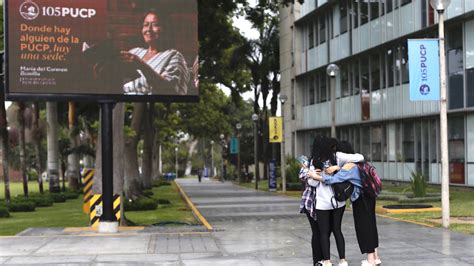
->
[120, 9, 190, 95]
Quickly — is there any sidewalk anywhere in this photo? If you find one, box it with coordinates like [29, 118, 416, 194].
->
[0, 178, 472, 265]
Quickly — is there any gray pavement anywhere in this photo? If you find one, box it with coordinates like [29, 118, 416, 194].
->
[0, 178, 473, 265]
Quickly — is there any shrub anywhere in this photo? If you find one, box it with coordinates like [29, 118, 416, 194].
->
[285, 157, 302, 183]
[124, 197, 157, 211]
[152, 180, 171, 187]
[157, 199, 171, 205]
[62, 191, 80, 200]
[398, 196, 441, 204]
[143, 190, 154, 197]
[31, 196, 54, 207]
[410, 171, 427, 197]
[0, 206, 10, 218]
[49, 193, 66, 203]
[9, 199, 36, 212]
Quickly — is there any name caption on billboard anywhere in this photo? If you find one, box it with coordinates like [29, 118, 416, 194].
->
[20, 24, 79, 61]
[42, 7, 96, 19]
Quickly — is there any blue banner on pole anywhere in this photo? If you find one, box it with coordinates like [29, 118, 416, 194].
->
[268, 159, 277, 192]
[230, 137, 239, 154]
[408, 39, 440, 101]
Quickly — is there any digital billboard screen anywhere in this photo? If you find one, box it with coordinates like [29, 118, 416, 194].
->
[5, 0, 198, 102]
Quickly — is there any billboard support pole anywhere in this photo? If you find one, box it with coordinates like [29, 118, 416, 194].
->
[98, 101, 118, 233]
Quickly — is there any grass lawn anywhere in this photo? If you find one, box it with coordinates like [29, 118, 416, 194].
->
[125, 182, 198, 226]
[0, 180, 197, 235]
[1, 181, 49, 199]
[379, 182, 474, 234]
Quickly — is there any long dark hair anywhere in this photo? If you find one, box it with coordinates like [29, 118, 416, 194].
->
[336, 140, 355, 154]
[311, 135, 337, 169]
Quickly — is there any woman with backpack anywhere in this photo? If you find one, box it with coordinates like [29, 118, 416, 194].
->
[309, 141, 381, 266]
[309, 136, 365, 266]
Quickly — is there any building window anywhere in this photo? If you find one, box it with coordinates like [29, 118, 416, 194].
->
[320, 74, 327, 102]
[319, 16, 326, 44]
[309, 76, 315, 105]
[371, 54, 381, 91]
[448, 25, 464, 110]
[361, 56, 370, 120]
[380, 0, 385, 16]
[308, 24, 314, 49]
[340, 1, 348, 34]
[360, 1, 369, 25]
[370, 1, 379, 21]
[395, 46, 402, 86]
[401, 44, 409, 84]
[386, 48, 394, 87]
[352, 0, 359, 28]
[372, 125, 383, 162]
[403, 122, 415, 162]
[352, 60, 360, 95]
[386, 0, 393, 13]
[361, 126, 371, 161]
[401, 0, 412, 6]
[341, 65, 350, 97]
[467, 68, 474, 107]
[448, 116, 465, 184]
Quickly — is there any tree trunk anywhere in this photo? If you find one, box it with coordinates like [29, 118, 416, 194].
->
[32, 102, 43, 194]
[185, 139, 198, 176]
[141, 103, 154, 189]
[152, 141, 161, 181]
[93, 103, 125, 195]
[262, 109, 269, 180]
[18, 102, 28, 197]
[0, 85, 11, 204]
[46, 102, 61, 193]
[124, 103, 146, 199]
[67, 102, 80, 191]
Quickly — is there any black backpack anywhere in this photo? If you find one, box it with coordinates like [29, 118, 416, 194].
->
[330, 181, 354, 208]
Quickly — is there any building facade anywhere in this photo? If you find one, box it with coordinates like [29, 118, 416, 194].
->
[280, 0, 474, 186]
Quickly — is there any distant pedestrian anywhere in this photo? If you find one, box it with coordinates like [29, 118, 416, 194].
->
[197, 169, 202, 183]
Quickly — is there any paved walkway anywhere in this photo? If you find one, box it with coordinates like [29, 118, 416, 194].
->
[0, 178, 473, 265]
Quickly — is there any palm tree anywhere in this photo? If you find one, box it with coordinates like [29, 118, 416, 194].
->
[46, 102, 60, 193]
[31, 102, 44, 193]
[0, 60, 11, 203]
[17, 102, 28, 197]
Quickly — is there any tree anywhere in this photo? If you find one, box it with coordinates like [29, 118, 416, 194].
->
[46, 102, 60, 193]
[66, 102, 81, 190]
[31, 102, 44, 193]
[17, 102, 28, 197]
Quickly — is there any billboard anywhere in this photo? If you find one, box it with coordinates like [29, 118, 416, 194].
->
[5, 0, 198, 102]
[408, 39, 440, 101]
[268, 116, 282, 143]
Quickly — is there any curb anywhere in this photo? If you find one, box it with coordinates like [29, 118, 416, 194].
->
[174, 181, 213, 231]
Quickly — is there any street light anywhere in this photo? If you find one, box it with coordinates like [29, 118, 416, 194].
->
[210, 140, 214, 177]
[326, 63, 339, 138]
[279, 94, 288, 193]
[252, 113, 259, 190]
[236, 123, 242, 183]
[174, 147, 178, 179]
[430, 0, 451, 228]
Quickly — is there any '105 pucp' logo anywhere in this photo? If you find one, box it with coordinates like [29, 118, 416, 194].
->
[20, 0, 96, 20]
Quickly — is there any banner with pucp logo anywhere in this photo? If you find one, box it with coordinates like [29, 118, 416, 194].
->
[408, 39, 440, 101]
[5, 0, 198, 102]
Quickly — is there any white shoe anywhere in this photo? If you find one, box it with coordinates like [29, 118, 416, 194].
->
[338, 261, 348, 266]
[361, 260, 375, 266]
[375, 258, 381, 265]
[322, 261, 332, 266]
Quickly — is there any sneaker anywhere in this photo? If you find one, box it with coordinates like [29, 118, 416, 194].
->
[375, 258, 381, 265]
[322, 262, 332, 266]
[338, 261, 348, 266]
[361, 260, 375, 266]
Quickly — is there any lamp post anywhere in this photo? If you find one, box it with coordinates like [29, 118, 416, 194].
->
[174, 147, 178, 179]
[236, 123, 242, 183]
[219, 134, 226, 182]
[430, 0, 451, 229]
[279, 94, 288, 193]
[326, 63, 339, 138]
[252, 113, 259, 190]
[210, 140, 214, 177]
